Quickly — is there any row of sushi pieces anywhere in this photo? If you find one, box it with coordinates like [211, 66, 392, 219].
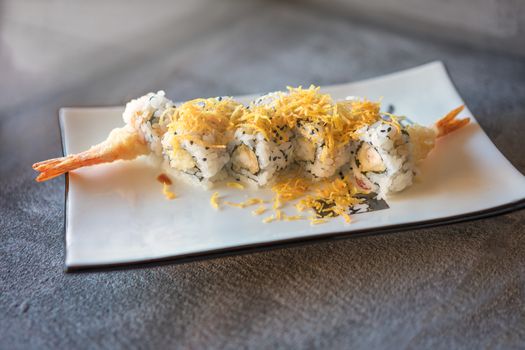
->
[33, 86, 469, 199]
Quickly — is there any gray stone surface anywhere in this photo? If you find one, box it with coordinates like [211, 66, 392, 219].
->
[1, 1, 524, 349]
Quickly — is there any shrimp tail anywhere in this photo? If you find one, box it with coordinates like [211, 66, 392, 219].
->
[32, 127, 149, 182]
[434, 105, 470, 138]
[33, 148, 118, 182]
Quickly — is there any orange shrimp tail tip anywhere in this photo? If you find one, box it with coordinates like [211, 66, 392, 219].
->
[33, 151, 115, 182]
[32, 127, 150, 182]
[435, 105, 470, 138]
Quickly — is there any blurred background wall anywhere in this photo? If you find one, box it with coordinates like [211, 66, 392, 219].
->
[1, 0, 523, 112]
[302, 0, 525, 56]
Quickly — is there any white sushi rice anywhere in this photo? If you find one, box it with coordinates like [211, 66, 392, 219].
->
[165, 166, 228, 190]
[294, 122, 350, 180]
[227, 126, 294, 187]
[349, 121, 413, 199]
[122, 91, 174, 156]
[161, 131, 230, 189]
[252, 91, 283, 107]
[225, 92, 295, 186]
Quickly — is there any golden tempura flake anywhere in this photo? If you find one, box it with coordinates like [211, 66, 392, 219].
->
[210, 192, 221, 209]
[252, 206, 267, 216]
[157, 173, 176, 200]
[297, 178, 363, 223]
[271, 175, 311, 209]
[224, 198, 265, 209]
[226, 182, 245, 190]
[166, 98, 244, 151]
[267, 172, 363, 224]
[162, 183, 176, 200]
[231, 103, 291, 144]
[310, 218, 328, 225]
[282, 214, 303, 221]
[273, 86, 382, 156]
[262, 215, 276, 223]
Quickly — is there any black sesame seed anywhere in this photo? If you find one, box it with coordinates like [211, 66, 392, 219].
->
[190, 141, 194, 145]
[205, 147, 209, 150]
[387, 127, 392, 132]
[202, 158, 207, 161]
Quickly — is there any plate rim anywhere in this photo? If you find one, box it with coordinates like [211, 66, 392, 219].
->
[59, 61, 525, 272]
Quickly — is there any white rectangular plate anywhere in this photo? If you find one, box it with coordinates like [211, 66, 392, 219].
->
[61, 61, 525, 270]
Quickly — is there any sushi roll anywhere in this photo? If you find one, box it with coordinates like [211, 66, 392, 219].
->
[161, 97, 244, 188]
[279, 87, 380, 180]
[33, 84, 470, 205]
[293, 121, 351, 179]
[227, 93, 294, 186]
[122, 91, 175, 156]
[348, 117, 414, 199]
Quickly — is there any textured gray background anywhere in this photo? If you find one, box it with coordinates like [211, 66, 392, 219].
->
[1, 0, 525, 349]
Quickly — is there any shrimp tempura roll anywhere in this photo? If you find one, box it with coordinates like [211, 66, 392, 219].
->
[161, 97, 244, 188]
[348, 117, 412, 199]
[348, 105, 469, 199]
[282, 87, 380, 180]
[122, 90, 175, 155]
[32, 91, 174, 181]
[227, 92, 295, 187]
